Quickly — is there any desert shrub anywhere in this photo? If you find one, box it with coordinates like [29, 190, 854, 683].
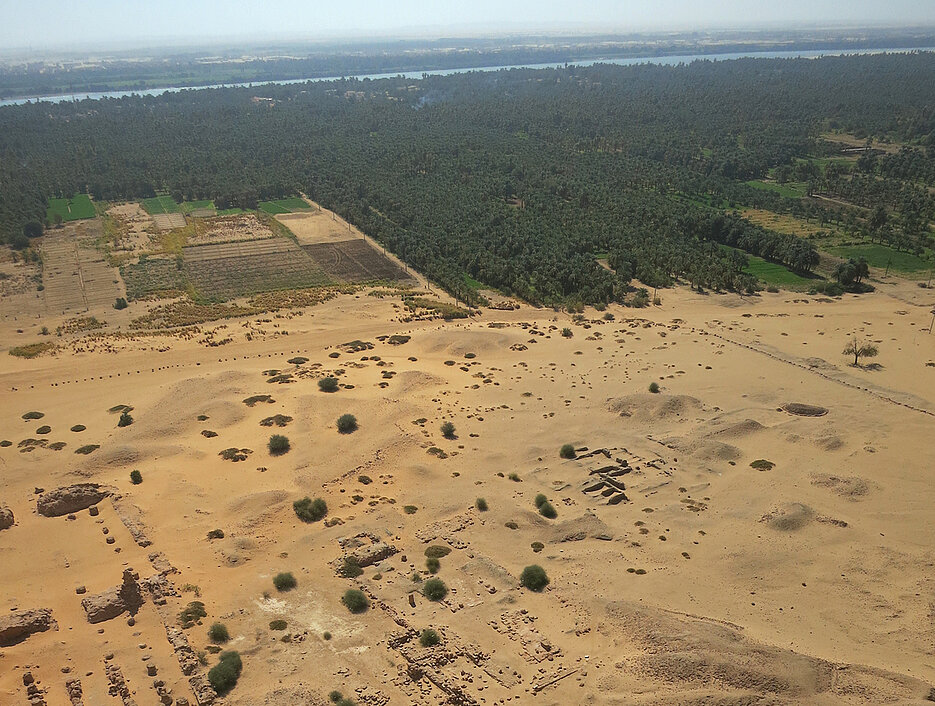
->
[273, 572, 297, 591]
[559, 444, 576, 459]
[505, 521, 519, 530]
[322, 631, 331, 640]
[603, 312, 614, 320]
[318, 377, 339, 392]
[288, 356, 309, 365]
[358, 474, 372, 484]
[0, 440, 10, 447]
[22, 411, 44, 420]
[475, 497, 488, 511]
[403, 505, 418, 514]
[129, 470, 143, 485]
[342, 589, 369, 613]
[440, 421, 456, 438]
[75, 444, 100, 455]
[260, 414, 293, 427]
[242, 394, 274, 406]
[268, 434, 290, 455]
[269, 619, 287, 630]
[338, 556, 363, 578]
[179, 601, 207, 628]
[208, 650, 242, 695]
[534, 493, 548, 509]
[35, 425, 51, 434]
[750, 459, 775, 471]
[197, 414, 209, 421]
[207, 528, 225, 539]
[538, 501, 557, 519]
[114, 297, 128, 310]
[294, 496, 327, 522]
[422, 578, 448, 601]
[70, 424, 86, 432]
[419, 628, 441, 647]
[520, 565, 550, 592]
[426, 557, 440, 573]
[208, 622, 230, 643]
[117, 411, 133, 427]
[424, 545, 451, 559]
[561, 327, 573, 338]
[336, 414, 358, 433]
[648, 382, 660, 393]
[219, 447, 251, 461]
[508, 472, 521, 482]
[329, 351, 340, 358]
[766, 285, 780, 293]
[531, 542, 545, 553]
[329, 691, 343, 703]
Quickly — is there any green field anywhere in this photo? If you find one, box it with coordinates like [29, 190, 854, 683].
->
[744, 180, 808, 199]
[216, 207, 245, 216]
[47, 194, 95, 222]
[259, 197, 312, 215]
[829, 244, 931, 273]
[742, 255, 813, 285]
[141, 195, 181, 215]
[180, 200, 216, 214]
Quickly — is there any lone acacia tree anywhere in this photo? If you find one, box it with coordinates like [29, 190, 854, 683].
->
[843, 337, 878, 367]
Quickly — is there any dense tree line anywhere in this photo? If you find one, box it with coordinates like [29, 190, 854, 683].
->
[1, 53, 933, 304]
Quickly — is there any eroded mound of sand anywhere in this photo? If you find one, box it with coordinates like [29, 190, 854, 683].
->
[782, 403, 829, 417]
[662, 436, 743, 462]
[424, 329, 512, 356]
[810, 473, 870, 500]
[394, 370, 446, 393]
[549, 512, 613, 543]
[761, 503, 815, 531]
[708, 418, 767, 438]
[144, 371, 248, 436]
[608, 394, 704, 422]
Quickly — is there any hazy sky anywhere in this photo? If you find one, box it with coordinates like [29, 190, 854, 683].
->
[4, 0, 935, 50]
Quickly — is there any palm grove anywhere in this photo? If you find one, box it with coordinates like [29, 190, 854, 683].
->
[1, 53, 934, 306]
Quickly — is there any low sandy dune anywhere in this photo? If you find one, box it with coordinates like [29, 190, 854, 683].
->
[1, 282, 935, 704]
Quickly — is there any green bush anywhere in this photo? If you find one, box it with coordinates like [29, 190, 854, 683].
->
[70, 424, 86, 432]
[440, 421, 456, 438]
[318, 377, 339, 392]
[508, 472, 521, 482]
[424, 545, 451, 559]
[419, 628, 441, 647]
[294, 496, 327, 522]
[338, 556, 363, 578]
[329, 692, 343, 704]
[178, 601, 207, 628]
[426, 557, 440, 573]
[538, 501, 557, 519]
[322, 631, 331, 640]
[342, 589, 369, 613]
[117, 410, 133, 427]
[520, 564, 550, 592]
[268, 434, 290, 455]
[561, 327, 573, 338]
[403, 505, 418, 514]
[534, 493, 548, 509]
[273, 572, 297, 591]
[475, 497, 488, 511]
[207, 528, 225, 539]
[208, 622, 230, 643]
[208, 650, 242, 695]
[129, 470, 143, 485]
[114, 297, 128, 310]
[648, 382, 660, 394]
[531, 542, 545, 553]
[422, 578, 448, 601]
[336, 414, 358, 433]
[559, 443, 576, 459]
[269, 619, 287, 630]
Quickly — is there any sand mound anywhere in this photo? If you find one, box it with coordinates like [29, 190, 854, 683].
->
[709, 419, 767, 439]
[549, 512, 613, 543]
[761, 503, 815, 531]
[781, 403, 828, 417]
[608, 394, 704, 423]
[810, 473, 869, 500]
[425, 329, 511, 356]
[145, 371, 248, 437]
[394, 370, 446, 394]
[662, 436, 742, 462]
[227, 490, 290, 514]
[813, 433, 844, 451]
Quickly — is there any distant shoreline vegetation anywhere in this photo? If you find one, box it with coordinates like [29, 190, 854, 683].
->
[1, 33, 933, 104]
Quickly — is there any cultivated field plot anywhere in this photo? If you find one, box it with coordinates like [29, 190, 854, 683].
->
[187, 214, 274, 246]
[120, 257, 187, 299]
[152, 213, 186, 231]
[140, 196, 181, 215]
[183, 238, 331, 300]
[46, 194, 95, 222]
[41, 225, 121, 313]
[258, 197, 313, 215]
[180, 200, 217, 217]
[302, 239, 412, 283]
[276, 209, 359, 244]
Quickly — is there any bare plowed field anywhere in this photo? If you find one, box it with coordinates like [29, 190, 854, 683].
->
[152, 213, 186, 231]
[302, 239, 413, 283]
[183, 238, 331, 300]
[41, 226, 122, 314]
[121, 257, 187, 299]
[275, 210, 356, 244]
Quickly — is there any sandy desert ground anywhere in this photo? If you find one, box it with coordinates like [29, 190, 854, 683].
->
[2, 277, 935, 705]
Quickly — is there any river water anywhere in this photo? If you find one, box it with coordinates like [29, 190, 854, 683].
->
[2, 46, 933, 108]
